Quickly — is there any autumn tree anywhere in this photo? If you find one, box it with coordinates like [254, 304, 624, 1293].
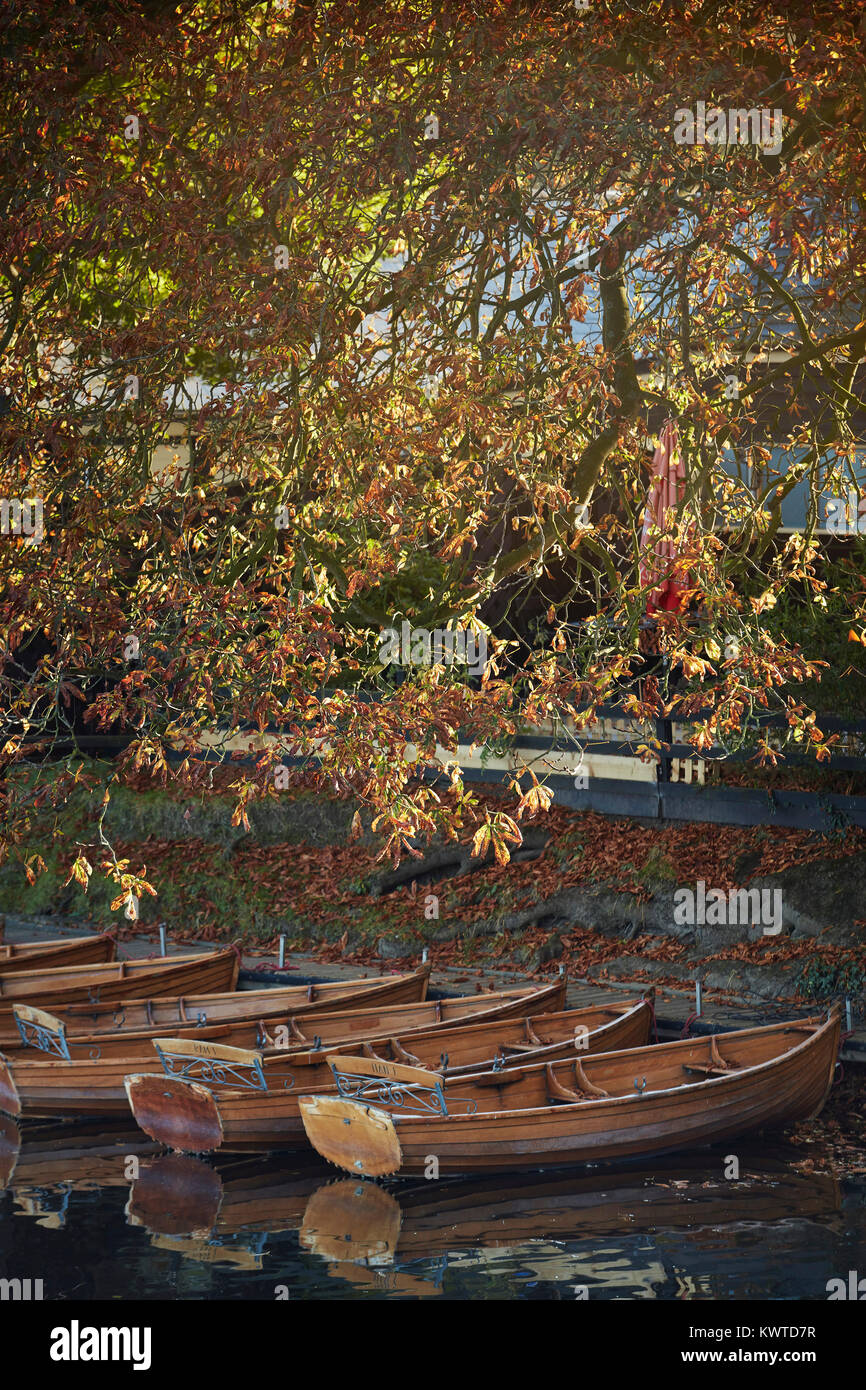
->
[1, 0, 864, 901]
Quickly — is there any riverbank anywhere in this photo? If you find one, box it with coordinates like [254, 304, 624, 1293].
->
[3, 772, 864, 1019]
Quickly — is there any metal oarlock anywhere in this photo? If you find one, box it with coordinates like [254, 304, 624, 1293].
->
[158, 925, 167, 957]
[278, 935, 286, 969]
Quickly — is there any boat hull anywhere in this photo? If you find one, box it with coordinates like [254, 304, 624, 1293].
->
[0, 948, 240, 1021]
[123, 995, 649, 1150]
[0, 962, 432, 1048]
[0, 935, 116, 974]
[0, 980, 581, 1117]
[299, 1011, 842, 1177]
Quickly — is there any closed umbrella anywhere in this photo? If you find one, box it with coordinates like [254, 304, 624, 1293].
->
[639, 419, 690, 616]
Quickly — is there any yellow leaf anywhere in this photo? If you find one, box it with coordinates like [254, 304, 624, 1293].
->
[471, 825, 491, 859]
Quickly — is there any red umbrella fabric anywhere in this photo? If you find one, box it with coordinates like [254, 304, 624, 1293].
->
[639, 420, 689, 616]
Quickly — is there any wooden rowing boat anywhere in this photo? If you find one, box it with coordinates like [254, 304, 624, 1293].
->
[0, 948, 240, 1019]
[4, 981, 564, 1067]
[2, 974, 561, 1070]
[0, 981, 571, 1117]
[0, 981, 592, 1119]
[297, 1007, 843, 1177]
[0, 962, 431, 1049]
[4, 972, 563, 1061]
[121, 993, 649, 1147]
[0, 934, 116, 974]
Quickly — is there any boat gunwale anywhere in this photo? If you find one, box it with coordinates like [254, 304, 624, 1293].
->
[309, 1009, 841, 1130]
[12, 962, 434, 1024]
[0, 993, 645, 1082]
[0, 976, 562, 1062]
[0, 947, 230, 984]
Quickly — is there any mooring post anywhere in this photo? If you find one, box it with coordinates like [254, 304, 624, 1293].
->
[158, 925, 167, 957]
[278, 935, 286, 969]
[846, 997, 853, 1034]
[422, 946, 429, 964]
[695, 979, 702, 1017]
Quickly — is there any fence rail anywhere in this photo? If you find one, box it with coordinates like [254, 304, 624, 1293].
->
[15, 702, 866, 833]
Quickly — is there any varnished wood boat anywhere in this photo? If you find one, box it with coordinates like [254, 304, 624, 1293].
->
[0, 934, 116, 974]
[1, 971, 555, 1069]
[121, 993, 649, 1147]
[1, 983, 616, 1120]
[297, 1007, 843, 1177]
[4, 978, 562, 1065]
[0, 948, 240, 1020]
[0, 961, 432, 1050]
[1, 977, 555, 1066]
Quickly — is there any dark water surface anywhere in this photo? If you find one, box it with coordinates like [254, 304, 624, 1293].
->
[1, 1120, 864, 1300]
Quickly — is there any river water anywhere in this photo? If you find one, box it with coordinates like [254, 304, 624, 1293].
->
[1, 1119, 863, 1300]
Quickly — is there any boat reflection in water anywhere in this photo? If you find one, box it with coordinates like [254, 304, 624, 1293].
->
[299, 1152, 843, 1297]
[0, 1114, 164, 1228]
[126, 1152, 331, 1269]
[123, 1141, 842, 1295]
[1, 1117, 849, 1298]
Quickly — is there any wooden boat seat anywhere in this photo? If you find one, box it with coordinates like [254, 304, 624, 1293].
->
[683, 1035, 742, 1078]
[356, 1039, 421, 1066]
[389, 1037, 421, 1066]
[469, 1070, 525, 1088]
[547, 1068, 581, 1103]
[546, 1061, 610, 1104]
[524, 1019, 544, 1046]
